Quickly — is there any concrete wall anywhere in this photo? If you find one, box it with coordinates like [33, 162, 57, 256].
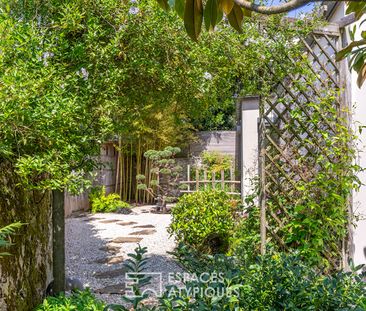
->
[0, 162, 53, 311]
[189, 131, 239, 159]
[328, 3, 366, 266]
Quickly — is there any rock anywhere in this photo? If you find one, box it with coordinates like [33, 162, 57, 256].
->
[95, 284, 126, 294]
[46, 277, 84, 296]
[93, 268, 126, 279]
[92, 256, 124, 265]
[99, 245, 121, 254]
[133, 224, 155, 229]
[99, 219, 120, 224]
[129, 229, 157, 236]
[116, 221, 138, 226]
[111, 237, 143, 243]
[115, 208, 133, 214]
[66, 277, 84, 291]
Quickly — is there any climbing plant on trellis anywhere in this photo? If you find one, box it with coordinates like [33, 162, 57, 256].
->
[259, 24, 359, 270]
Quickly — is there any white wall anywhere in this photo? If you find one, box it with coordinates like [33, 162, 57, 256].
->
[329, 4, 366, 266]
[350, 18, 366, 266]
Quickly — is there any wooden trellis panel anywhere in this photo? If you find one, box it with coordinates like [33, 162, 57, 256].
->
[259, 24, 346, 268]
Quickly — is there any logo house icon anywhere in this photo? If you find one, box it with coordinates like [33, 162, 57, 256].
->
[125, 272, 163, 298]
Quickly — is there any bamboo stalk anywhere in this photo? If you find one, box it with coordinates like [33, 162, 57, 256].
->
[187, 164, 191, 192]
[195, 169, 199, 192]
[129, 142, 133, 202]
[135, 138, 141, 204]
[230, 166, 235, 193]
[115, 150, 120, 194]
[204, 169, 207, 190]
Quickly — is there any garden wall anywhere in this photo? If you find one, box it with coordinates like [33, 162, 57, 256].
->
[64, 142, 116, 217]
[0, 162, 53, 311]
[64, 132, 240, 214]
[189, 131, 239, 159]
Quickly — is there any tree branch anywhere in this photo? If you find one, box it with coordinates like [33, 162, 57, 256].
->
[233, 0, 312, 15]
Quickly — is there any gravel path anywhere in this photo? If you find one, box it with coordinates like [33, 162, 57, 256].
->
[65, 206, 183, 304]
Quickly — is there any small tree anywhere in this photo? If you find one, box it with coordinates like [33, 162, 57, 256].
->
[137, 146, 182, 212]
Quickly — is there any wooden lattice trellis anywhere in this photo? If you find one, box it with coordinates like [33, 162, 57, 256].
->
[259, 23, 349, 268]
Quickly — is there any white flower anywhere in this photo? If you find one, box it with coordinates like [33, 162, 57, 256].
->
[129, 7, 139, 15]
[130, 0, 138, 3]
[41, 51, 54, 66]
[77, 67, 89, 81]
[203, 72, 213, 80]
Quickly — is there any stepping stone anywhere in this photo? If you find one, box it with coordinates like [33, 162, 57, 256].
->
[99, 219, 120, 224]
[129, 229, 157, 236]
[93, 267, 126, 279]
[92, 256, 124, 265]
[133, 224, 155, 229]
[111, 237, 143, 243]
[95, 283, 126, 294]
[116, 221, 138, 226]
[99, 245, 121, 254]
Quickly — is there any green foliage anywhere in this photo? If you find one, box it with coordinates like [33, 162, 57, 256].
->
[1, 0, 318, 193]
[169, 190, 237, 253]
[229, 192, 261, 265]
[201, 151, 233, 172]
[0, 222, 23, 258]
[267, 93, 362, 268]
[155, 0, 320, 40]
[89, 186, 130, 213]
[35, 289, 105, 311]
[336, 1, 366, 87]
[170, 246, 366, 310]
[104, 245, 152, 311]
[137, 146, 182, 210]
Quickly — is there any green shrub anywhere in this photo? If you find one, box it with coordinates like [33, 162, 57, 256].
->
[89, 186, 130, 213]
[170, 245, 366, 310]
[169, 190, 236, 253]
[35, 289, 105, 310]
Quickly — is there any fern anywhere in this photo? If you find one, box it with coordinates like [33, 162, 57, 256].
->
[0, 222, 24, 258]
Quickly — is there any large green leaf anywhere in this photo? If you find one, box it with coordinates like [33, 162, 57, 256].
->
[357, 63, 366, 88]
[184, 0, 203, 41]
[204, 0, 221, 31]
[227, 3, 243, 33]
[219, 0, 234, 15]
[335, 39, 366, 61]
[346, 1, 366, 20]
[174, 0, 185, 19]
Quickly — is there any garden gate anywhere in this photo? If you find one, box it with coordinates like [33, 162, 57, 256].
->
[258, 23, 349, 269]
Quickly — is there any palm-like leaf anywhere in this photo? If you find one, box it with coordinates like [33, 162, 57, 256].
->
[0, 222, 24, 258]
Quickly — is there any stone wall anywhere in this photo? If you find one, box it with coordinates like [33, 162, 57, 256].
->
[0, 162, 53, 311]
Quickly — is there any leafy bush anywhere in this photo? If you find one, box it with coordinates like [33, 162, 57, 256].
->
[35, 289, 105, 310]
[171, 245, 366, 310]
[201, 151, 233, 173]
[169, 190, 237, 253]
[89, 187, 130, 213]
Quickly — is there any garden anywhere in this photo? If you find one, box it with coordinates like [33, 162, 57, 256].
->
[1, 0, 366, 310]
